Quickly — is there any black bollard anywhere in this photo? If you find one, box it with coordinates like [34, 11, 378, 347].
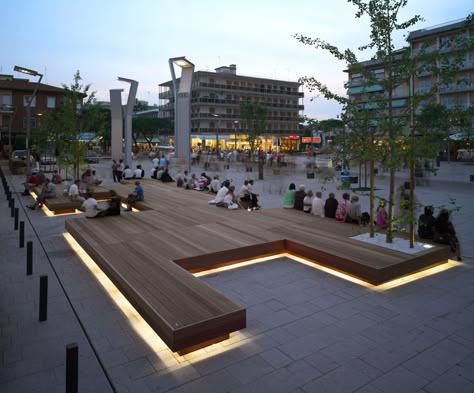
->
[19, 221, 25, 248]
[14, 208, 19, 230]
[66, 343, 79, 393]
[10, 198, 15, 217]
[39, 275, 48, 321]
[27, 241, 33, 275]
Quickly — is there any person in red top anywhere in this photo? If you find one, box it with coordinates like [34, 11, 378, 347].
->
[51, 170, 62, 184]
[22, 173, 39, 195]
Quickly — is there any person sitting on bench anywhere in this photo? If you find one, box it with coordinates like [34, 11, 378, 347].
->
[81, 193, 106, 218]
[27, 178, 56, 210]
[125, 181, 144, 211]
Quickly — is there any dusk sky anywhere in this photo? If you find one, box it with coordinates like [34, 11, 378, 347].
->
[3, 0, 473, 120]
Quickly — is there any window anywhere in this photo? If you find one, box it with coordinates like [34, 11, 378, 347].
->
[1, 95, 12, 106]
[457, 94, 467, 108]
[23, 95, 36, 107]
[440, 95, 454, 108]
[23, 117, 37, 128]
[47, 96, 56, 108]
[418, 79, 431, 94]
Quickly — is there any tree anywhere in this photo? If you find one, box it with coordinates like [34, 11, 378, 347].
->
[132, 117, 172, 149]
[239, 101, 268, 157]
[296, 2, 473, 245]
[43, 71, 96, 179]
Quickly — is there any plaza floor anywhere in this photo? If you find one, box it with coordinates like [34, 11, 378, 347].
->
[1, 157, 473, 393]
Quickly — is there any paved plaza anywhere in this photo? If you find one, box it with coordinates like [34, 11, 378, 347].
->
[1, 157, 473, 393]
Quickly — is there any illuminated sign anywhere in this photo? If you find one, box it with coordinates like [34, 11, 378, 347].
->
[302, 137, 322, 143]
[287, 135, 300, 139]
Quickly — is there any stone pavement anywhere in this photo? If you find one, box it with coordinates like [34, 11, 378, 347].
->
[1, 158, 473, 393]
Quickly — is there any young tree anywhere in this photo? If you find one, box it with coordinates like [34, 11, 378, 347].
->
[239, 101, 268, 158]
[296, 2, 473, 245]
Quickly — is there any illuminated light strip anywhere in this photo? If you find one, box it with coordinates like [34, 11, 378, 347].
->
[374, 259, 462, 291]
[29, 191, 81, 217]
[62, 233, 242, 360]
[194, 253, 461, 291]
[121, 202, 139, 212]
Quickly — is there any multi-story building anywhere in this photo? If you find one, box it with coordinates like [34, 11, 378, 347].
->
[408, 18, 474, 114]
[158, 64, 304, 151]
[0, 74, 68, 155]
[345, 17, 474, 141]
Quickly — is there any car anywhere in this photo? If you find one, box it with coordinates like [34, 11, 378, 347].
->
[85, 151, 100, 163]
[11, 150, 28, 160]
[40, 153, 57, 165]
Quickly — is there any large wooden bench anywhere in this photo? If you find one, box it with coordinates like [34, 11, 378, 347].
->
[31, 185, 112, 215]
[65, 216, 246, 354]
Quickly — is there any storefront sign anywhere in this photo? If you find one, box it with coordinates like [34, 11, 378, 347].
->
[302, 137, 322, 143]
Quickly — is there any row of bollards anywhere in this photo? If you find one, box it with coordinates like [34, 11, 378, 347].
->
[0, 166, 79, 393]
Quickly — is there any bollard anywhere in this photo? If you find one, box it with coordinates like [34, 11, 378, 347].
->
[39, 275, 48, 321]
[14, 208, 19, 230]
[27, 241, 33, 275]
[19, 221, 25, 248]
[66, 343, 79, 393]
[10, 198, 15, 217]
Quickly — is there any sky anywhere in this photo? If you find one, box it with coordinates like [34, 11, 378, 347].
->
[2, 0, 473, 120]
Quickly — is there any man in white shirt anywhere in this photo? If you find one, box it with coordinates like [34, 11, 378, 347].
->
[123, 166, 133, 180]
[311, 191, 325, 217]
[81, 194, 105, 218]
[68, 180, 85, 201]
[214, 180, 230, 206]
[133, 164, 144, 179]
[209, 176, 220, 193]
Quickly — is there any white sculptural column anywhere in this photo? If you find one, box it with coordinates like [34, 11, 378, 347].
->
[110, 88, 124, 162]
[169, 57, 194, 170]
[118, 77, 138, 167]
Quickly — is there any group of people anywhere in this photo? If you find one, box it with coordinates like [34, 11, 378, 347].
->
[418, 206, 462, 261]
[207, 178, 260, 210]
[282, 184, 368, 224]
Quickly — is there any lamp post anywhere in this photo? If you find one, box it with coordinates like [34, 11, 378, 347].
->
[117, 77, 138, 167]
[212, 113, 220, 154]
[14, 65, 43, 181]
[234, 120, 239, 150]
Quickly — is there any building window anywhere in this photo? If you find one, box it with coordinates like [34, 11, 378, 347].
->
[47, 96, 56, 108]
[418, 79, 431, 94]
[440, 95, 454, 109]
[23, 95, 36, 107]
[23, 117, 37, 129]
[458, 94, 467, 108]
[1, 95, 12, 106]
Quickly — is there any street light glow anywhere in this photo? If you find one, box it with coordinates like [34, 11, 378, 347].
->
[14, 65, 42, 77]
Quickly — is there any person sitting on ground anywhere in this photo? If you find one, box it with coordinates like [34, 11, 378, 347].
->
[209, 175, 220, 193]
[175, 171, 184, 187]
[151, 166, 159, 179]
[418, 205, 436, 239]
[345, 194, 362, 224]
[125, 181, 144, 211]
[247, 180, 260, 209]
[81, 168, 92, 184]
[133, 164, 145, 179]
[185, 173, 198, 190]
[311, 191, 325, 217]
[81, 193, 106, 218]
[160, 168, 174, 183]
[239, 180, 251, 207]
[222, 185, 239, 209]
[105, 190, 122, 216]
[22, 172, 39, 195]
[293, 185, 306, 211]
[215, 180, 230, 207]
[335, 192, 350, 222]
[122, 165, 133, 180]
[375, 198, 388, 229]
[27, 178, 56, 210]
[303, 190, 313, 214]
[68, 179, 85, 202]
[324, 192, 338, 218]
[196, 173, 209, 190]
[433, 209, 462, 261]
[282, 183, 296, 208]
[51, 169, 62, 184]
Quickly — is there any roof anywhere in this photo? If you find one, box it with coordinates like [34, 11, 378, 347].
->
[0, 75, 68, 94]
[407, 18, 469, 41]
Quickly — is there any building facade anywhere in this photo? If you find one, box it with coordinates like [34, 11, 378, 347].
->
[159, 64, 304, 151]
[0, 74, 68, 155]
[345, 17, 474, 140]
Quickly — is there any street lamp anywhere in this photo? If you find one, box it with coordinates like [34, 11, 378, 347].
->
[14, 65, 43, 181]
[117, 77, 138, 167]
[234, 120, 239, 149]
[212, 113, 220, 153]
[169, 56, 194, 171]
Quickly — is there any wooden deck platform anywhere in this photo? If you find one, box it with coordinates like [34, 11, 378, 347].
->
[65, 179, 453, 352]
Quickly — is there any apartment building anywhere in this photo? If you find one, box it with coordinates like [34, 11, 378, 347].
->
[345, 17, 474, 139]
[158, 64, 304, 151]
[0, 74, 68, 155]
[408, 18, 474, 113]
